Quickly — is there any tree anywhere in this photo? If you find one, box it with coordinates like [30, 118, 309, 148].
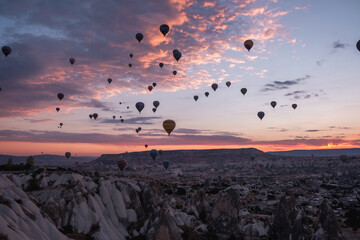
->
[26, 156, 34, 168]
[7, 158, 13, 166]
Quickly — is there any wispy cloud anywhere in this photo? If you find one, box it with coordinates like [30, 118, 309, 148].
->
[261, 75, 311, 92]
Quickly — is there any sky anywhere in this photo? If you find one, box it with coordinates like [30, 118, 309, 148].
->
[0, 0, 359, 156]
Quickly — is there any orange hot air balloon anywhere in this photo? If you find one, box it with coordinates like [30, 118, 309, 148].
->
[163, 119, 176, 136]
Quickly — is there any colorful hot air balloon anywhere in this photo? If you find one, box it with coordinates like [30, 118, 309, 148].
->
[148, 86, 153, 92]
[107, 78, 112, 84]
[205, 92, 209, 97]
[194, 95, 199, 101]
[135, 102, 145, 113]
[159, 63, 164, 68]
[292, 104, 297, 109]
[173, 50, 182, 61]
[129, 53, 133, 58]
[145, 144, 148, 148]
[173, 70, 177, 76]
[152, 108, 157, 113]
[257, 111, 265, 120]
[136, 33, 143, 43]
[2, 46, 12, 57]
[69, 57, 75, 65]
[211, 83, 218, 91]
[163, 160, 170, 170]
[152, 82, 157, 87]
[150, 149, 158, 161]
[65, 152, 71, 159]
[160, 24, 170, 36]
[56, 107, 60, 112]
[270, 101, 277, 108]
[117, 160, 127, 171]
[163, 119, 176, 136]
[241, 88, 247, 95]
[244, 39, 254, 52]
[57, 93, 64, 100]
[226, 81, 231, 88]
[93, 113, 98, 119]
[153, 101, 160, 108]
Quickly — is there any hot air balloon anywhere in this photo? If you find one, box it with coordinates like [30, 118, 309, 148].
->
[0, 87, 2, 91]
[136, 33, 143, 43]
[107, 78, 112, 84]
[205, 92, 209, 97]
[136, 127, 141, 133]
[121, 119, 124, 123]
[209, 168, 215, 173]
[173, 70, 177, 76]
[59, 123, 63, 127]
[56, 107, 60, 112]
[148, 86, 153, 92]
[127, 106, 129, 109]
[173, 50, 182, 61]
[145, 144, 148, 148]
[194, 95, 199, 101]
[2, 46, 12, 57]
[129, 53, 133, 58]
[150, 149, 158, 161]
[113, 115, 116, 119]
[152, 108, 157, 113]
[135, 102, 145, 113]
[159, 63, 164, 68]
[226, 81, 231, 87]
[93, 113, 98, 119]
[69, 57, 75, 65]
[240, 88, 247, 95]
[89, 114, 93, 119]
[257, 111, 265, 120]
[120, 116, 122, 118]
[153, 101, 160, 108]
[57, 93, 64, 101]
[292, 104, 297, 109]
[270, 101, 277, 108]
[211, 83, 218, 91]
[65, 152, 71, 159]
[163, 119, 176, 136]
[160, 24, 170, 36]
[159, 150, 163, 156]
[117, 160, 127, 171]
[356, 40, 360, 52]
[152, 82, 157, 87]
[163, 160, 170, 170]
[244, 39, 254, 52]
[128, 63, 132, 68]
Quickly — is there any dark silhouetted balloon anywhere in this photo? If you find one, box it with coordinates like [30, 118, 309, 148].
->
[136, 33, 143, 43]
[148, 86, 153, 92]
[129, 53, 133, 58]
[257, 111, 265, 120]
[226, 81, 231, 87]
[145, 144, 148, 148]
[150, 149, 158, 160]
[173, 50, 182, 61]
[292, 104, 297, 109]
[205, 92, 209, 97]
[357, 40, 360, 52]
[113, 115, 116, 119]
[152, 82, 157, 87]
[69, 57, 75, 65]
[152, 108, 157, 113]
[119, 102, 122, 105]
[121, 119, 124, 123]
[117, 160, 127, 171]
[2, 46, 12, 57]
[127, 106, 129, 109]
[135, 102, 145, 113]
[60, 123, 63, 127]
[194, 95, 199, 101]
[107, 78, 112, 84]
[163, 119, 176, 135]
[241, 88, 247, 95]
[173, 71, 177, 76]
[159, 63, 164, 68]
[163, 160, 170, 170]
[65, 152, 71, 159]
[89, 114, 93, 119]
[244, 39, 254, 52]
[93, 113, 98, 119]
[159, 150, 163, 156]
[56, 107, 60, 112]
[0, 87, 2, 91]
[153, 101, 160, 108]
[128, 63, 132, 68]
[211, 83, 218, 91]
[160, 24, 170, 36]
[271, 101, 277, 108]
[57, 93, 64, 100]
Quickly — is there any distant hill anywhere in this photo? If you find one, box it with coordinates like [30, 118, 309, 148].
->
[0, 154, 96, 166]
[92, 148, 272, 165]
[267, 148, 360, 157]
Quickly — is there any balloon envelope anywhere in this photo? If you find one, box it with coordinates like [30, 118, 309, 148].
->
[270, 101, 277, 108]
[128, 63, 132, 68]
[152, 82, 157, 87]
[65, 152, 71, 159]
[240, 88, 247, 95]
[145, 144, 148, 148]
[163, 119, 176, 135]
[135, 102, 145, 113]
[159, 63, 164, 68]
[257, 111, 265, 120]
[93, 113, 98, 119]
[205, 92, 209, 97]
[226, 81, 231, 87]
[152, 108, 156, 113]
[211, 83, 218, 91]
[136, 33, 143, 43]
[357, 40, 360, 52]
[244, 39, 254, 51]
[194, 95, 199, 101]
[173, 71, 177, 76]
[148, 86, 153, 92]
[129, 53, 133, 58]
[153, 101, 160, 108]
[107, 78, 112, 84]
[292, 104, 297, 109]
[69, 57, 75, 65]
[163, 160, 170, 170]
[173, 50, 182, 61]
[150, 149, 158, 161]
[56, 107, 60, 112]
[2, 46, 12, 57]
[160, 24, 170, 36]
[89, 114, 93, 119]
[57, 93, 64, 100]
